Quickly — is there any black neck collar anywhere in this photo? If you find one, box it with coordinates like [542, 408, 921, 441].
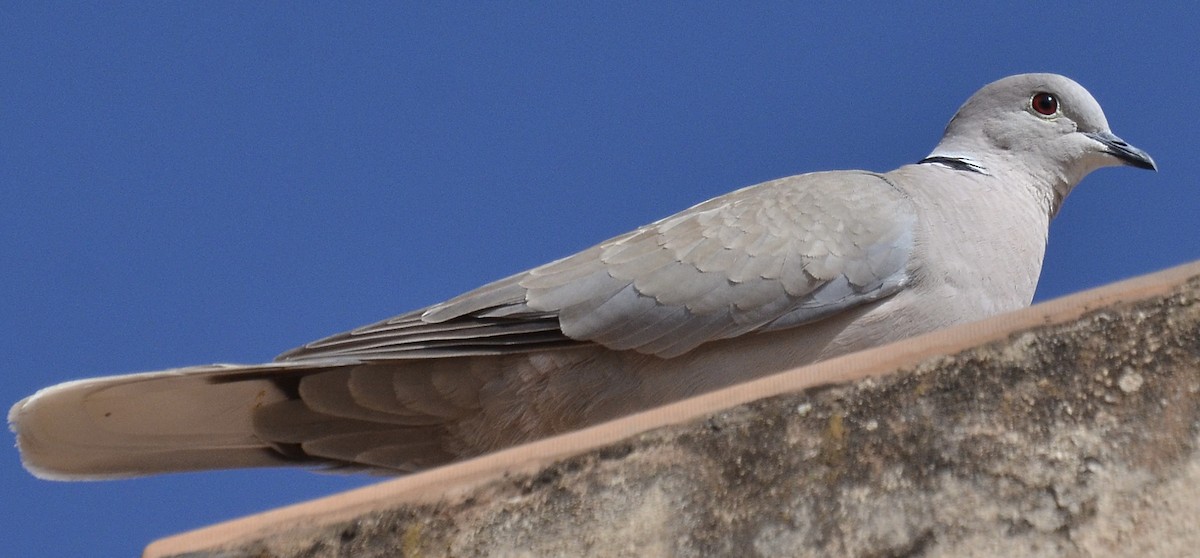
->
[917, 156, 987, 174]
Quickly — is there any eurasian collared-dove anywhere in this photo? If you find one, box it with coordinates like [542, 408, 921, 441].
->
[10, 73, 1156, 479]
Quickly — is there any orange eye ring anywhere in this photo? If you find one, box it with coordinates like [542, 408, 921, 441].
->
[1031, 92, 1058, 116]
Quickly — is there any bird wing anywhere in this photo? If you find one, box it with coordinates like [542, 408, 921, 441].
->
[279, 171, 916, 361]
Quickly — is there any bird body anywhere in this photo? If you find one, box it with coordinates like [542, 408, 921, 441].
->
[10, 74, 1156, 479]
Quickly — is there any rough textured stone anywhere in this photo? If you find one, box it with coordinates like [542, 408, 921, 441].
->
[149, 266, 1200, 558]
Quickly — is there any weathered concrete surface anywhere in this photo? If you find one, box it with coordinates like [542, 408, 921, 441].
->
[148, 262, 1200, 558]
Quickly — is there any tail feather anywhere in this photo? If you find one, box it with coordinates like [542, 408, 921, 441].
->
[10, 354, 545, 480]
[359, 445, 453, 471]
[9, 361, 354, 480]
[297, 369, 443, 426]
[302, 429, 453, 471]
[252, 400, 402, 443]
[346, 367, 448, 421]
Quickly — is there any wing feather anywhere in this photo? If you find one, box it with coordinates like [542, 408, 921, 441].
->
[278, 170, 915, 361]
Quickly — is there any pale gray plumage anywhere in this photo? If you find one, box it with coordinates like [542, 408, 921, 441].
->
[9, 73, 1156, 480]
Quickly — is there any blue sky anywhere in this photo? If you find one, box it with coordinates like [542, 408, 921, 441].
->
[4, 4, 1198, 556]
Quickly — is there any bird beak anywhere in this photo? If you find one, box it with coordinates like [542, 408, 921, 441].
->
[1086, 131, 1157, 171]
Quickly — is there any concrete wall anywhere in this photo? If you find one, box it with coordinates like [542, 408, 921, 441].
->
[148, 262, 1200, 558]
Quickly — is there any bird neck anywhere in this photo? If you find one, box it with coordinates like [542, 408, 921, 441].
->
[923, 146, 1066, 219]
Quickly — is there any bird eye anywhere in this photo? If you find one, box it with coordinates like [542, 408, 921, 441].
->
[1031, 92, 1059, 116]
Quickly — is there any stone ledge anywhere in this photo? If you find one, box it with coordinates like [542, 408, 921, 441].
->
[147, 261, 1200, 557]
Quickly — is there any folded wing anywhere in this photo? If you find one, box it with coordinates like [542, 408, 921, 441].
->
[282, 171, 916, 361]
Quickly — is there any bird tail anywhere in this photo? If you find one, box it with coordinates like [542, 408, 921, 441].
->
[8, 361, 350, 480]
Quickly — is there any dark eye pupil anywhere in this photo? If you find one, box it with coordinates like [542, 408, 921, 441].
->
[1033, 92, 1058, 115]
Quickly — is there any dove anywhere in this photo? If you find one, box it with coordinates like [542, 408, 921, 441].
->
[10, 73, 1155, 479]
